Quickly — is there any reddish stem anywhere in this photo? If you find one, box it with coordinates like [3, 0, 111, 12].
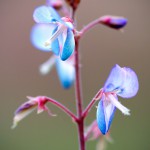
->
[80, 18, 101, 38]
[82, 89, 103, 118]
[74, 38, 83, 118]
[74, 37, 85, 150]
[45, 96, 78, 121]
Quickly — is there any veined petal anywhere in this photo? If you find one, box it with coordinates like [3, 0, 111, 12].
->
[103, 64, 125, 92]
[31, 24, 57, 52]
[97, 94, 116, 134]
[60, 28, 75, 61]
[117, 67, 139, 98]
[56, 58, 75, 88]
[33, 5, 61, 23]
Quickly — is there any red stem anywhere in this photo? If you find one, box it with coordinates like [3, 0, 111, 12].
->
[74, 37, 85, 150]
[80, 18, 101, 38]
[45, 96, 78, 121]
[82, 89, 102, 118]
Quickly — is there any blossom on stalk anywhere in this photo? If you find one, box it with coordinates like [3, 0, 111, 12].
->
[12, 96, 55, 129]
[31, 5, 75, 61]
[97, 64, 139, 134]
[99, 15, 127, 29]
[40, 54, 75, 89]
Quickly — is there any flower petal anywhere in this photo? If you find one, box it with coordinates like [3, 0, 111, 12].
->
[60, 28, 75, 61]
[103, 64, 139, 98]
[33, 5, 61, 23]
[39, 55, 56, 75]
[31, 24, 56, 51]
[12, 99, 37, 129]
[97, 94, 116, 134]
[117, 67, 139, 98]
[56, 58, 75, 88]
[103, 64, 125, 92]
[51, 26, 61, 55]
[108, 94, 130, 115]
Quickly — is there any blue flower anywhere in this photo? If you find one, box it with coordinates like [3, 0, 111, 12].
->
[97, 64, 139, 134]
[39, 55, 75, 89]
[31, 5, 75, 61]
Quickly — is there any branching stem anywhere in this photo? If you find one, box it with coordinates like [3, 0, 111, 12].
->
[80, 18, 101, 38]
[45, 96, 78, 121]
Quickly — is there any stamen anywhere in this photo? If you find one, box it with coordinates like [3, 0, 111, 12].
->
[44, 24, 66, 47]
[108, 94, 130, 115]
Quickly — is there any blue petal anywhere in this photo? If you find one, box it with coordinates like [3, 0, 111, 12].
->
[33, 5, 61, 23]
[31, 24, 56, 52]
[97, 95, 116, 134]
[103, 64, 125, 92]
[103, 64, 139, 98]
[60, 29, 75, 61]
[51, 26, 60, 55]
[117, 67, 139, 98]
[56, 58, 75, 89]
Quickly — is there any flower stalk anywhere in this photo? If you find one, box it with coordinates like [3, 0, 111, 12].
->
[12, 1, 138, 150]
[74, 36, 85, 150]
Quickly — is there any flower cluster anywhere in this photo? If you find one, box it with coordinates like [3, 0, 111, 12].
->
[12, 1, 139, 150]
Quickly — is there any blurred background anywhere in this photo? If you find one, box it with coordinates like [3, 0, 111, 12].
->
[0, 0, 150, 150]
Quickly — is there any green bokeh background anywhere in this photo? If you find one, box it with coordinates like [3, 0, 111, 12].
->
[0, 0, 150, 150]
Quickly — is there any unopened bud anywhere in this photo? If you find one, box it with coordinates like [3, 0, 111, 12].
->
[100, 15, 127, 29]
[65, 0, 80, 9]
[47, 0, 63, 10]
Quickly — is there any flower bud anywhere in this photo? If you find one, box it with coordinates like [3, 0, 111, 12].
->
[65, 0, 80, 9]
[99, 15, 127, 29]
[47, 0, 63, 10]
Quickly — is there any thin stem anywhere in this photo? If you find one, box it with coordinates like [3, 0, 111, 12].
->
[74, 37, 85, 150]
[80, 18, 101, 38]
[82, 89, 103, 118]
[74, 38, 83, 117]
[72, 4, 85, 150]
[45, 96, 78, 121]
